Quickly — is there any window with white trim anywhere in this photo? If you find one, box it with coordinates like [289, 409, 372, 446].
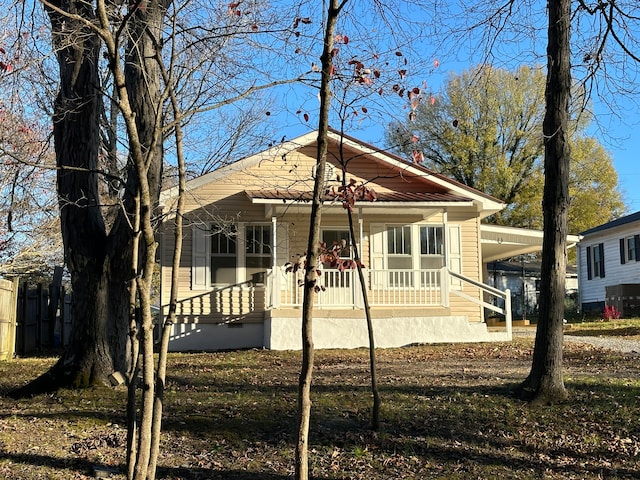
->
[387, 225, 412, 267]
[387, 225, 412, 286]
[211, 228, 237, 285]
[245, 224, 272, 281]
[419, 225, 444, 269]
[587, 243, 605, 279]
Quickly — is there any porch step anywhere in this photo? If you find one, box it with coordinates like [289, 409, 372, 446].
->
[486, 317, 529, 327]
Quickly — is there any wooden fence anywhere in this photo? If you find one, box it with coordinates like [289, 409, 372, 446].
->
[0, 278, 19, 361]
[15, 282, 72, 355]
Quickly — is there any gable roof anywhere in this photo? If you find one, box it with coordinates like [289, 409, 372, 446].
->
[161, 129, 505, 219]
[580, 211, 640, 236]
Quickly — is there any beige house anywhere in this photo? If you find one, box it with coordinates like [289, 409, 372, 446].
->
[158, 130, 545, 351]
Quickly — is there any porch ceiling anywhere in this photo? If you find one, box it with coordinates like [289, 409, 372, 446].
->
[481, 224, 582, 262]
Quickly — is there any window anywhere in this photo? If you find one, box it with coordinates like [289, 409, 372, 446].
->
[628, 237, 636, 262]
[211, 229, 236, 284]
[587, 243, 605, 279]
[245, 224, 272, 281]
[387, 226, 412, 265]
[620, 235, 640, 264]
[387, 225, 412, 286]
[593, 246, 602, 277]
[419, 226, 444, 270]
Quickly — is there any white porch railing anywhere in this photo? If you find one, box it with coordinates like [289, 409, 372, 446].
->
[367, 269, 443, 306]
[265, 266, 512, 334]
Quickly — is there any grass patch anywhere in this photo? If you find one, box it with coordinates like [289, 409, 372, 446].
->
[565, 318, 640, 338]
[1, 340, 640, 479]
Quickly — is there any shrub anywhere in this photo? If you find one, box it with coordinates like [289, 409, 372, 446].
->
[602, 304, 621, 320]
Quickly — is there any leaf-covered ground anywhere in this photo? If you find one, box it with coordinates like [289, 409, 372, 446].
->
[1, 333, 640, 479]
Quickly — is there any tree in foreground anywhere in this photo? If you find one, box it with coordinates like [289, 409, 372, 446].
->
[295, 1, 343, 476]
[515, 0, 571, 404]
[8, 0, 296, 395]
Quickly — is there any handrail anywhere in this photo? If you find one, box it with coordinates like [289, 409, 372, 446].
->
[447, 269, 512, 338]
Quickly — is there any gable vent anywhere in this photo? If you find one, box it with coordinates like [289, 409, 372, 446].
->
[311, 164, 336, 184]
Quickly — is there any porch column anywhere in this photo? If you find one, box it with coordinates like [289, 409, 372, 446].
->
[442, 208, 448, 268]
[271, 216, 280, 308]
[355, 208, 365, 309]
[271, 216, 277, 268]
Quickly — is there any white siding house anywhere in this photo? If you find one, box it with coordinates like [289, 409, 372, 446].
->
[577, 211, 640, 315]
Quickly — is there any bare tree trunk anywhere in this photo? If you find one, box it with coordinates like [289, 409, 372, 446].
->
[335, 133, 381, 430]
[9, 0, 130, 398]
[516, 0, 570, 404]
[295, 2, 343, 479]
[349, 218, 380, 430]
[147, 49, 187, 480]
[108, 1, 167, 478]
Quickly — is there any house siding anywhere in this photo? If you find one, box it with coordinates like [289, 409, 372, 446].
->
[578, 218, 640, 312]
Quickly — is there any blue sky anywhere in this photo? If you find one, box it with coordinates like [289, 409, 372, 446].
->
[588, 112, 640, 214]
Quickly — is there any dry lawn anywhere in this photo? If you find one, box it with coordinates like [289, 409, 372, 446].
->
[1, 330, 640, 479]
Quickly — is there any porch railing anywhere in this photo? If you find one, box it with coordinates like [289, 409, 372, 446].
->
[265, 266, 511, 332]
[268, 267, 444, 308]
[367, 269, 443, 306]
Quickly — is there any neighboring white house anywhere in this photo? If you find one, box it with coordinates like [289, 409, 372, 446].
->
[577, 211, 640, 316]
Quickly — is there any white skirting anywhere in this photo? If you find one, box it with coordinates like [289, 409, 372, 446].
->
[165, 316, 511, 352]
[264, 316, 511, 350]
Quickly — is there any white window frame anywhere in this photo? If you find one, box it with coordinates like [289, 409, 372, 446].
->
[419, 225, 445, 287]
[623, 235, 639, 263]
[210, 226, 237, 286]
[245, 223, 272, 283]
[593, 244, 603, 278]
